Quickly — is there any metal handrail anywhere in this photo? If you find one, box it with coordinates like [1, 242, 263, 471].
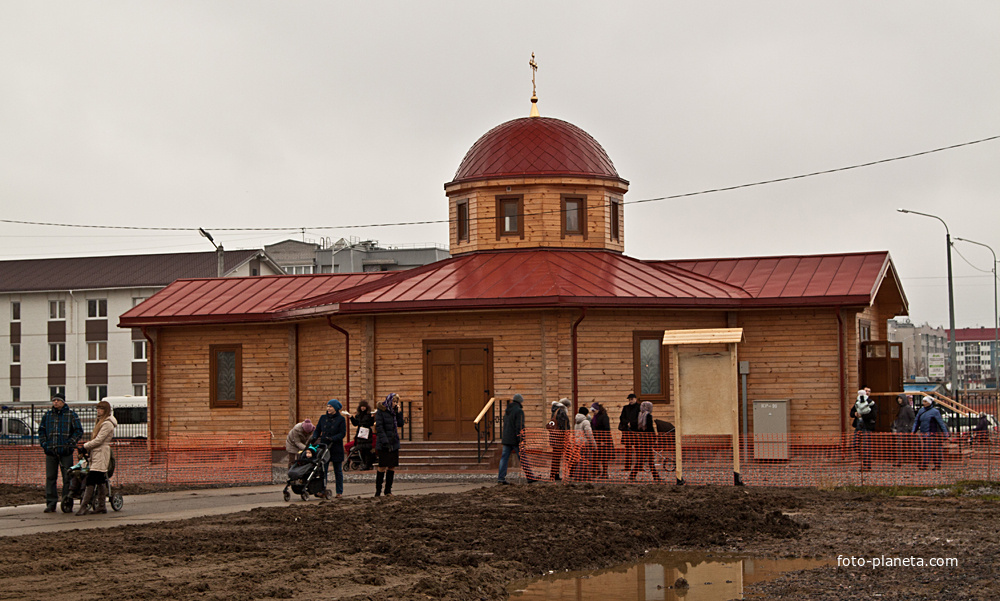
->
[930, 392, 980, 417]
[474, 397, 497, 463]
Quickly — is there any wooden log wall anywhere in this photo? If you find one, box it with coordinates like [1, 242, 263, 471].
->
[446, 177, 626, 254]
[155, 324, 292, 444]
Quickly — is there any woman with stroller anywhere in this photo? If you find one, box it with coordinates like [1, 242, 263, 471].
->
[285, 419, 315, 468]
[348, 401, 375, 470]
[628, 401, 661, 483]
[311, 399, 347, 499]
[374, 393, 405, 497]
[76, 400, 117, 516]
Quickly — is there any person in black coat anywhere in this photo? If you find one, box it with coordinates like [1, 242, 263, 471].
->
[618, 393, 641, 472]
[497, 394, 525, 484]
[311, 399, 347, 498]
[590, 402, 613, 479]
[374, 393, 405, 497]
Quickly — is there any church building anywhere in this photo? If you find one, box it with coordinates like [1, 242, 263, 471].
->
[120, 88, 908, 446]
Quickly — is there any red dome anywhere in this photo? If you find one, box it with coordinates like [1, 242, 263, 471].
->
[448, 117, 627, 186]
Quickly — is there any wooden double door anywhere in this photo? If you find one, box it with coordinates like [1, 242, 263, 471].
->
[424, 340, 493, 441]
[860, 340, 904, 432]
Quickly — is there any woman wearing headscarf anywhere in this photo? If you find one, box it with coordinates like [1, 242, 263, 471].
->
[285, 419, 315, 468]
[374, 393, 405, 496]
[628, 401, 661, 482]
[311, 399, 347, 498]
[77, 400, 117, 515]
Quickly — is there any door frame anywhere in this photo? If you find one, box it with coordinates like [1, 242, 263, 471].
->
[422, 338, 494, 441]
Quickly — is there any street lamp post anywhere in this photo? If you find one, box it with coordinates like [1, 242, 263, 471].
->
[954, 237, 999, 405]
[898, 209, 959, 400]
[199, 228, 225, 278]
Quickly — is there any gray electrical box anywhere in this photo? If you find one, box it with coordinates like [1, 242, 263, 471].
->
[753, 399, 790, 460]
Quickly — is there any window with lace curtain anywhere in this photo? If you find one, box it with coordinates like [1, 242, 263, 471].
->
[210, 344, 242, 408]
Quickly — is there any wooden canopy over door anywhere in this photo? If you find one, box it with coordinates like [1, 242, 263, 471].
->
[860, 340, 904, 432]
[424, 340, 493, 441]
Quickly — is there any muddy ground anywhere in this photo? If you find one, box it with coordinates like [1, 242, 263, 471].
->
[2, 483, 998, 600]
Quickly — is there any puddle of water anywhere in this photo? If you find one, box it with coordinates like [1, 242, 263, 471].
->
[509, 551, 832, 601]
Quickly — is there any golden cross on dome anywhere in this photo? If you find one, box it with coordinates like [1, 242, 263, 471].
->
[529, 52, 540, 117]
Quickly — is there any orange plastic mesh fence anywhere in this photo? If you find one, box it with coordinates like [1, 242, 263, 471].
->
[518, 428, 1000, 487]
[0, 433, 272, 487]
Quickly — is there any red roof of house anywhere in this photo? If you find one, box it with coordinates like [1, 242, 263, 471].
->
[447, 117, 627, 187]
[120, 272, 390, 326]
[657, 252, 897, 302]
[119, 249, 905, 327]
[948, 328, 1000, 342]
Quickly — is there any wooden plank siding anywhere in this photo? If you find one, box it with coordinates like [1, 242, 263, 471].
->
[155, 324, 293, 442]
[295, 320, 347, 425]
[447, 181, 625, 254]
[737, 309, 842, 433]
[147, 298, 898, 445]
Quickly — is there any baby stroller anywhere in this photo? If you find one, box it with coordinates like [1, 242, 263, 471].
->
[61, 447, 124, 513]
[653, 419, 677, 473]
[283, 442, 332, 501]
[343, 437, 376, 471]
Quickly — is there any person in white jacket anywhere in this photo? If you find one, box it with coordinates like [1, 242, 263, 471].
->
[572, 408, 596, 480]
[77, 400, 117, 516]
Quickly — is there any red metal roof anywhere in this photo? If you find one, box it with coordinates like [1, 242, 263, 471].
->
[119, 272, 390, 326]
[657, 252, 895, 303]
[447, 117, 627, 187]
[119, 249, 905, 327]
[282, 250, 751, 316]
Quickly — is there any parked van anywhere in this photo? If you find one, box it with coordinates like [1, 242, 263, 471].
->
[0, 414, 38, 444]
[101, 396, 148, 439]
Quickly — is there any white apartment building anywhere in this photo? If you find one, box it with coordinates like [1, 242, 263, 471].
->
[951, 327, 999, 390]
[3, 250, 280, 403]
[887, 319, 949, 380]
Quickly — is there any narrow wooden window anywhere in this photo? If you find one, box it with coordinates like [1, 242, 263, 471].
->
[859, 321, 871, 343]
[210, 344, 243, 408]
[495, 196, 524, 240]
[560, 195, 587, 239]
[610, 199, 621, 242]
[457, 200, 469, 242]
[633, 331, 669, 402]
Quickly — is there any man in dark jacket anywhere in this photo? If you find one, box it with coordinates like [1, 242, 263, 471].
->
[38, 393, 83, 512]
[618, 393, 641, 472]
[497, 394, 525, 485]
[311, 399, 347, 498]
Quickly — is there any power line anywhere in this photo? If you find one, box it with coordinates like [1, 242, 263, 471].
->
[952, 244, 999, 277]
[2, 133, 997, 233]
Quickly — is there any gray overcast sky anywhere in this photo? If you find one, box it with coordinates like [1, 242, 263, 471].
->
[1, 2, 998, 329]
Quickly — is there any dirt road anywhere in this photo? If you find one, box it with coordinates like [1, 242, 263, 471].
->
[1, 483, 998, 600]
